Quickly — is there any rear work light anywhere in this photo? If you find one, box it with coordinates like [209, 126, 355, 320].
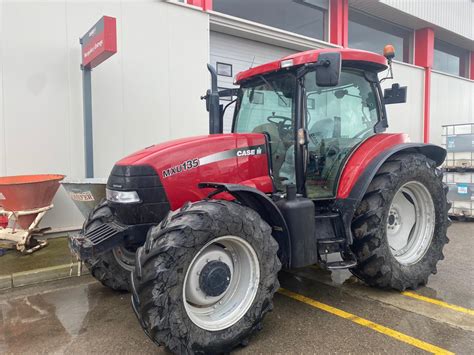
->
[280, 59, 294, 68]
[106, 188, 140, 204]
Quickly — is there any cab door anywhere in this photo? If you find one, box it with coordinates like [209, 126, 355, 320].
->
[303, 69, 381, 199]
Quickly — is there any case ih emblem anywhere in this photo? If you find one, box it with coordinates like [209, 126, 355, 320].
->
[237, 146, 262, 157]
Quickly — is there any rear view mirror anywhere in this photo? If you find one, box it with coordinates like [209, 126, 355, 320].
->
[384, 83, 407, 104]
[316, 52, 341, 87]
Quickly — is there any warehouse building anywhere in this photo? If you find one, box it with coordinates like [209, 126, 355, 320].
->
[0, 0, 472, 230]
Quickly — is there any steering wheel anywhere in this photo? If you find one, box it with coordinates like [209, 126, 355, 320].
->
[267, 114, 291, 127]
[267, 113, 292, 140]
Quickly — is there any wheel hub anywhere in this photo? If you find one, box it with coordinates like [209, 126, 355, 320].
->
[183, 236, 260, 331]
[199, 260, 231, 297]
[185, 245, 234, 307]
[112, 244, 136, 272]
[387, 208, 401, 233]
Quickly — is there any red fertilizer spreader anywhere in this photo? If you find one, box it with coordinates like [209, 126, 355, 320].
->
[0, 174, 64, 254]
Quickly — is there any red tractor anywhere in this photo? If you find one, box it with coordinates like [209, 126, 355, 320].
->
[71, 47, 450, 354]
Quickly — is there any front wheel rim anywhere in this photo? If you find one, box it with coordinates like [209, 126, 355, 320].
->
[183, 235, 260, 331]
[112, 245, 136, 272]
[387, 181, 435, 265]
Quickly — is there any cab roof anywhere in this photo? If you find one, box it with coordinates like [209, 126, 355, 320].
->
[235, 48, 388, 84]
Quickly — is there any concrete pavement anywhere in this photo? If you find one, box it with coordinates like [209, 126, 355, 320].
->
[0, 222, 472, 354]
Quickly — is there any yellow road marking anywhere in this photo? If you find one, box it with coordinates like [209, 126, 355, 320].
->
[401, 291, 474, 316]
[278, 288, 454, 355]
[307, 264, 473, 316]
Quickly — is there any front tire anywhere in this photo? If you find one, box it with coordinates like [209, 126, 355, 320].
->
[350, 153, 450, 291]
[82, 200, 136, 292]
[131, 200, 281, 354]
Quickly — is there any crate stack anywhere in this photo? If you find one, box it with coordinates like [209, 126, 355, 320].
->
[442, 123, 474, 220]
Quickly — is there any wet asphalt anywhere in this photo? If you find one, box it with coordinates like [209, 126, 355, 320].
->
[0, 221, 472, 354]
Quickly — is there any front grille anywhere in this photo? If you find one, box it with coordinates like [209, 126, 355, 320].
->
[107, 164, 170, 224]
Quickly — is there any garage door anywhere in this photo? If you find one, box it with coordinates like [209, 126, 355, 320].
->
[210, 32, 296, 132]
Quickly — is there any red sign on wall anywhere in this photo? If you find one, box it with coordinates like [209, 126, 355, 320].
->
[80, 16, 117, 69]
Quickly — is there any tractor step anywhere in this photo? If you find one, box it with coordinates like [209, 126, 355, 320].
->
[315, 212, 340, 219]
[317, 238, 345, 245]
[317, 238, 345, 254]
[325, 260, 357, 270]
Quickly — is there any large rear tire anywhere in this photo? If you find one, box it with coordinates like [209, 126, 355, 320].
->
[350, 153, 450, 291]
[131, 200, 281, 354]
[82, 199, 135, 292]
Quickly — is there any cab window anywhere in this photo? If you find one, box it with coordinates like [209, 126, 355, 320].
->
[304, 69, 379, 199]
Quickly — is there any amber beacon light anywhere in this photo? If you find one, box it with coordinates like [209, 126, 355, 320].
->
[383, 44, 395, 62]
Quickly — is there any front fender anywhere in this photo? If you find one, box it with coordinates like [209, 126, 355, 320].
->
[198, 182, 291, 268]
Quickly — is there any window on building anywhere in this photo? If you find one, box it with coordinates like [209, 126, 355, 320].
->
[433, 39, 469, 78]
[213, 0, 328, 41]
[348, 10, 412, 63]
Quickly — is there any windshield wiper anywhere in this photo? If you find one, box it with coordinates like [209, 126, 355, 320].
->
[258, 75, 287, 105]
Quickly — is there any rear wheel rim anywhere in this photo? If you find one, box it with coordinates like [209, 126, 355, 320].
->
[183, 235, 260, 331]
[387, 181, 435, 265]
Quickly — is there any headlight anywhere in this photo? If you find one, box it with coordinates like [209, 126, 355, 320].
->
[106, 188, 140, 204]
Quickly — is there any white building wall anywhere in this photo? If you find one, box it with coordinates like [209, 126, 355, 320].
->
[382, 61, 425, 142]
[0, 0, 210, 230]
[381, 0, 473, 40]
[430, 71, 474, 146]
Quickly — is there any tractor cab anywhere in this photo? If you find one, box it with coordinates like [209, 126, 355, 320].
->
[211, 48, 406, 199]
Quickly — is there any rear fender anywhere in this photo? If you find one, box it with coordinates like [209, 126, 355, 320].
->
[335, 142, 446, 244]
[199, 182, 291, 267]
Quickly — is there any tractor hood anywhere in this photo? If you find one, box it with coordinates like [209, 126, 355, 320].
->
[113, 133, 273, 210]
[117, 135, 215, 166]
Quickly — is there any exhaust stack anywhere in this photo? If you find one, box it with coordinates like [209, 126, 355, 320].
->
[204, 64, 223, 134]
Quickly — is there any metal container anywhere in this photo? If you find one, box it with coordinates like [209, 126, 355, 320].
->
[442, 123, 474, 170]
[0, 174, 64, 253]
[444, 171, 474, 218]
[0, 174, 64, 229]
[444, 171, 474, 184]
[61, 178, 107, 218]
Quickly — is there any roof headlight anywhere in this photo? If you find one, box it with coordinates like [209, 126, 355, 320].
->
[280, 59, 293, 68]
[106, 188, 140, 204]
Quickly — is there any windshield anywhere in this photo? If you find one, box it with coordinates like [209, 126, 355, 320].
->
[234, 74, 296, 133]
[234, 74, 297, 191]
